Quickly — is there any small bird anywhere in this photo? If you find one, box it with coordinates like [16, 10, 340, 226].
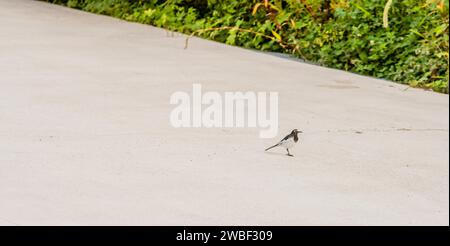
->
[265, 129, 302, 157]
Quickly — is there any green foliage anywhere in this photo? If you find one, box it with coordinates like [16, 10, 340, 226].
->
[44, 0, 449, 93]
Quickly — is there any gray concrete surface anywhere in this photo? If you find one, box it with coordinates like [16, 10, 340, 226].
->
[0, 0, 448, 225]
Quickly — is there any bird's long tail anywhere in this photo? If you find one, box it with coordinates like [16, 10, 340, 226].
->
[265, 143, 280, 151]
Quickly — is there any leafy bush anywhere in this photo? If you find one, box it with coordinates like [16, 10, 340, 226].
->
[44, 0, 449, 93]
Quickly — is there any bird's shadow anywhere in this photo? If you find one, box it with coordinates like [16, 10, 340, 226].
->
[264, 151, 293, 157]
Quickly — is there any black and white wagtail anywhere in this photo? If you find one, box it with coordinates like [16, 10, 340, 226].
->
[265, 129, 302, 157]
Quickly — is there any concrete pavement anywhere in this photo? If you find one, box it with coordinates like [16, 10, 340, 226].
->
[0, 0, 448, 225]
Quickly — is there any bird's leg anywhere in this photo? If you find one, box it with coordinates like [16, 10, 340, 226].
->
[286, 148, 293, 157]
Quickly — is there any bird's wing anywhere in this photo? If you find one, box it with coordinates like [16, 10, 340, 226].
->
[280, 133, 292, 142]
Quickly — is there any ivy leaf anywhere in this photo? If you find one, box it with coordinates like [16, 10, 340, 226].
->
[434, 24, 448, 36]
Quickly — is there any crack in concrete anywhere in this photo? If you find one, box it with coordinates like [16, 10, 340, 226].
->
[307, 128, 449, 134]
[0, 216, 20, 226]
[0, 128, 448, 139]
